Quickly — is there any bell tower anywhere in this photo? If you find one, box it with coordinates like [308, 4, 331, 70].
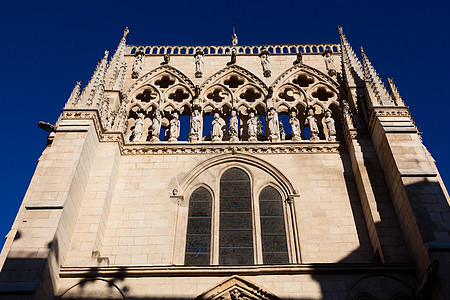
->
[0, 27, 449, 300]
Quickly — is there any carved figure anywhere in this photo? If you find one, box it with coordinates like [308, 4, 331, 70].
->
[151, 109, 162, 142]
[247, 111, 258, 142]
[293, 52, 303, 65]
[279, 120, 286, 140]
[168, 110, 180, 142]
[232, 33, 238, 46]
[268, 107, 280, 141]
[131, 51, 144, 79]
[305, 108, 319, 140]
[194, 51, 204, 78]
[229, 109, 239, 142]
[260, 51, 271, 77]
[342, 100, 350, 115]
[323, 51, 337, 76]
[290, 110, 302, 141]
[161, 54, 170, 65]
[324, 109, 336, 141]
[189, 109, 202, 142]
[133, 113, 145, 142]
[228, 48, 237, 65]
[211, 112, 222, 142]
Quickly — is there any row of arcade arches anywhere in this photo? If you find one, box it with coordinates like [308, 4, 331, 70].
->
[122, 64, 343, 143]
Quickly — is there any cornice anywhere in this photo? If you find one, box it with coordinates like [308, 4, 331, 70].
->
[59, 263, 414, 278]
[367, 106, 412, 132]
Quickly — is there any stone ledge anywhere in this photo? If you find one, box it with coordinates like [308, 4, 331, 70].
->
[25, 201, 65, 209]
[60, 263, 415, 278]
[426, 242, 450, 252]
[399, 169, 437, 177]
[384, 127, 417, 133]
[121, 142, 342, 155]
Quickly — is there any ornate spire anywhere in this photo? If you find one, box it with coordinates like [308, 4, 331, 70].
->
[113, 62, 127, 91]
[105, 27, 129, 90]
[386, 78, 405, 106]
[65, 81, 81, 108]
[80, 50, 109, 106]
[337, 26, 364, 87]
[359, 47, 393, 106]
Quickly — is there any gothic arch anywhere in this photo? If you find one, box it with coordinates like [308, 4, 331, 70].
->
[59, 278, 125, 299]
[347, 274, 414, 300]
[125, 64, 196, 97]
[271, 64, 342, 112]
[200, 64, 268, 92]
[271, 63, 340, 91]
[178, 153, 297, 199]
[199, 65, 268, 111]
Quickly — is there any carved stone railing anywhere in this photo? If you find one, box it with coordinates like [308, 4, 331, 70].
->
[127, 44, 341, 56]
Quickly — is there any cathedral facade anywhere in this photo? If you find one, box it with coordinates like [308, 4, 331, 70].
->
[0, 27, 449, 299]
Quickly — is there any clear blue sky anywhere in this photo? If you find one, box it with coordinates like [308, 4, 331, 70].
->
[0, 0, 449, 248]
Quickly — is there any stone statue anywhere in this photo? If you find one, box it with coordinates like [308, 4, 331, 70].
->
[189, 108, 202, 142]
[228, 48, 237, 66]
[133, 112, 145, 142]
[324, 109, 336, 141]
[342, 100, 350, 115]
[305, 107, 319, 140]
[151, 109, 162, 142]
[260, 51, 271, 77]
[229, 109, 239, 142]
[211, 112, 222, 142]
[268, 107, 280, 141]
[131, 51, 144, 79]
[293, 52, 303, 65]
[169, 111, 180, 142]
[247, 111, 258, 142]
[279, 120, 286, 140]
[161, 54, 170, 65]
[194, 51, 204, 78]
[290, 110, 302, 141]
[232, 33, 238, 46]
[323, 51, 337, 76]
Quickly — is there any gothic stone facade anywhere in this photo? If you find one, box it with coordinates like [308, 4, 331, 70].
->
[0, 27, 449, 300]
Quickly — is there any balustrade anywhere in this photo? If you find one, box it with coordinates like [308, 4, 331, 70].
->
[127, 44, 341, 56]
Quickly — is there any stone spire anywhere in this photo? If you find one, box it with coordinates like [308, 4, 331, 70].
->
[91, 50, 109, 108]
[386, 78, 405, 106]
[65, 81, 81, 108]
[360, 47, 393, 106]
[337, 26, 364, 88]
[80, 51, 109, 107]
[105, 27, 129, 90]
[113, 62, 127, 91]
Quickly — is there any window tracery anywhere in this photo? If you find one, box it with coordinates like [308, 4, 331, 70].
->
[183, 165, 296, 266]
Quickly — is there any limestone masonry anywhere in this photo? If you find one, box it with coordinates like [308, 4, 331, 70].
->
[0, 27, 449, 299]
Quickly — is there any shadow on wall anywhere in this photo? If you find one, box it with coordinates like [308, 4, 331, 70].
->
[0, 181, 448, 299]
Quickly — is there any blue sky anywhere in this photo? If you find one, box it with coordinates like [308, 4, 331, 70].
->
[0, 0, 449, 248]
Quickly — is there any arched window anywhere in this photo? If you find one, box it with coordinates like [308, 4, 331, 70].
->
[259, 186, 289, 264]
[184, 187, 212, 265]
[219, 168, 254, 265]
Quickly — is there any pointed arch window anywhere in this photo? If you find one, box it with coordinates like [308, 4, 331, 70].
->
[184, 187, 212, 265]
[182, 167, 297, 266]
[219, 168, 254, 265]
[259, 186, 289, 264]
